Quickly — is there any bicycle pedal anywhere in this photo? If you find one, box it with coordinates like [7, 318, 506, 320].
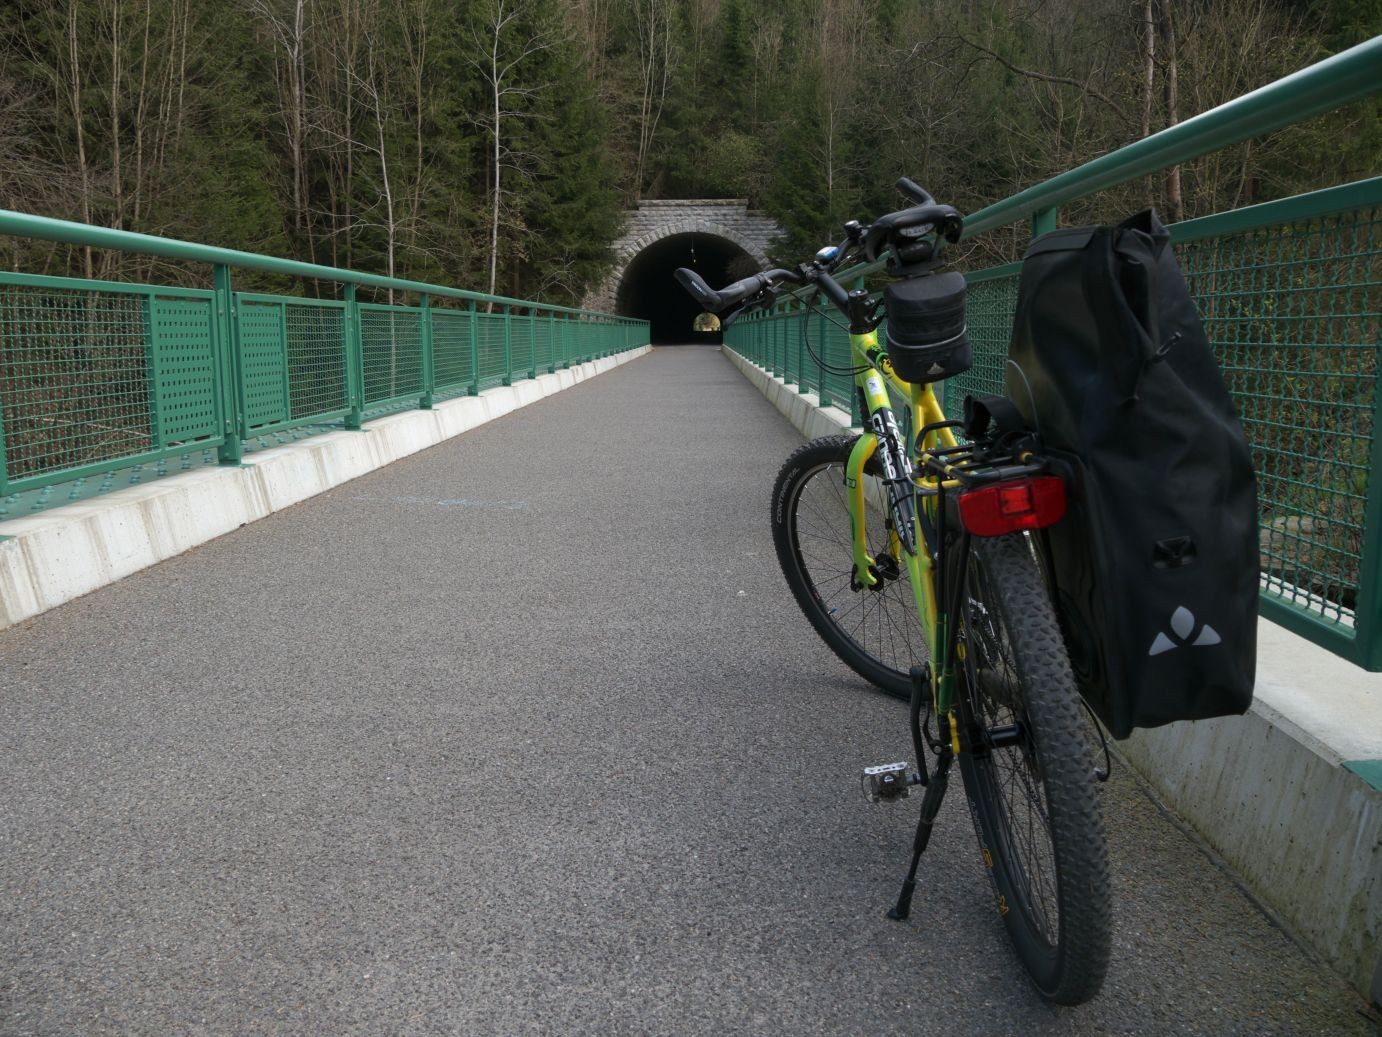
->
[862, 762, 918, 802]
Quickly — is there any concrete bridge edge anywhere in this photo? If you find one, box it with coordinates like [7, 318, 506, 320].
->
[0, 347, 651, 634]
[720, 343, 1382, 1008]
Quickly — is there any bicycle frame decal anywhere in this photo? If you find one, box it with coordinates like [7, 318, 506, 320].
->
[842, 328, 953, 707]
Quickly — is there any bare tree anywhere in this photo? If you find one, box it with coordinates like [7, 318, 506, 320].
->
[1157, 1, 1183, 221]
[630, 0, 676, 200]
[471, 0, 562, 299]
[811, 0, 869, 212]
[64, 0, 95, 276]
[245, 0, 313, 259]
[396, 0, 435, 261]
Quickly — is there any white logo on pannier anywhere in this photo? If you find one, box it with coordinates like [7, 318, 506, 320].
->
[1148, 606, 1221, 656]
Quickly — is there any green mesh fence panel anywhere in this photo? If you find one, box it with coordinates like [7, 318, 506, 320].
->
[1179, 207, 1379, 627]
[360, 305, 424, 406]
[0, 283, 154, 483]
[284, 302, 347, 420]
[512, 315, 533, 376]
[432, 309, 474, 392]
[945, 211, 1380, 634]
[536, 318, 554, 371]
[944, 269, 1021, 412]
[476, 312, 507, 388]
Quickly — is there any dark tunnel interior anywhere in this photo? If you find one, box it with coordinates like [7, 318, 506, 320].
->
[615, 233, 759, 345]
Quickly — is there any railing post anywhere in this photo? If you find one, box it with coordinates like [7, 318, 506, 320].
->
[770, 307, 781, 379]
[548, 312, 557, 373]
[795, 297, 806, 391]
[502, 304, 513, 386]
[562, 320, 571, 369]
[528, 311, 538, 379]
[1032, 207, 1058, 238]
[212, 264, 243, 464]
[1354, 385, 1382, 670]
[344, 283, 365, 429]
[817, 294, 831, 409]
[420, 292, 434, 409]
[467, 300, 480, 396]
[0, 392, 10, 496]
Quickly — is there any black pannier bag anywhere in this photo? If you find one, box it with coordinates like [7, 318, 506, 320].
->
[884, 271, 972, 383]
[1006, 209, 1258, 739]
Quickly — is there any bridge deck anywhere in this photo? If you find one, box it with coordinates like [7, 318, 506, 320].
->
[0, 347, 1369, 1034]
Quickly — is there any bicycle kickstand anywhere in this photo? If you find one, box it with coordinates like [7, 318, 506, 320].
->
[887, 746, 953, 922]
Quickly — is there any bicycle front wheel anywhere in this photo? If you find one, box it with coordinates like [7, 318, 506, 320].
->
[955, 532, 1111, 1005]
[771, 434, 927, 699]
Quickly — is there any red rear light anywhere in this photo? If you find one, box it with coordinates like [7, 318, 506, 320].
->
[958, 476, 1067, 537]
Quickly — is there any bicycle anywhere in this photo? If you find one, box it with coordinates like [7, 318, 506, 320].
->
[675, 179, 1111, 1005]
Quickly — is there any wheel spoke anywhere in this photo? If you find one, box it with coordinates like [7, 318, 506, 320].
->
[785, 451, 927, 681]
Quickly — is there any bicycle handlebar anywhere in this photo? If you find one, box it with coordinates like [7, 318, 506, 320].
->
[674, 179, 963, 319]
[674, 266, 800, 314]
[895, 177, 934, 205]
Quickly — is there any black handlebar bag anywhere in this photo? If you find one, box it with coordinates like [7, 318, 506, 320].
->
[1006, 209, 1258, 739]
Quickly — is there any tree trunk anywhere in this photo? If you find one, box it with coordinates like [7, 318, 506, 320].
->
[109, 0, 123, 239]
[1159, 2, 1183, 222]
[67, 0, 93, 278]
[1141, 0, 1155, 203]
[488, 7, 502, 299]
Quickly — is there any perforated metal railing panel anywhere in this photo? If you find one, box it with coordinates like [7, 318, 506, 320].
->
[149, 298, 219, 444]
[237, 300, 290, 430]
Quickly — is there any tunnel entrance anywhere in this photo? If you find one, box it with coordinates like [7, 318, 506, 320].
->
[615, 233, 759, 345]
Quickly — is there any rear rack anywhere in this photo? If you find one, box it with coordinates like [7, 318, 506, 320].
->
[914, 419, 1049, 489]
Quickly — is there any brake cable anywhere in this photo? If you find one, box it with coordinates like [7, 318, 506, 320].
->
[802, 290, 871, 377]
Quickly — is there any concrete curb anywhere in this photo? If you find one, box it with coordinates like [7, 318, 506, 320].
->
[721, 345, 1382, 1005]
[0, 347, 651, 632]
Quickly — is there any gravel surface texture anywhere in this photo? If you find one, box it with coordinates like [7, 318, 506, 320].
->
[1, 345, 1376, 1036]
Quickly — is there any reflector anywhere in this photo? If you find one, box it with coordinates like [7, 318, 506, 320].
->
[958, 476, 1066, 537]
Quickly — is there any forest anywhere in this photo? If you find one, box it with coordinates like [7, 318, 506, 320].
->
[0, 0, 1377, 304]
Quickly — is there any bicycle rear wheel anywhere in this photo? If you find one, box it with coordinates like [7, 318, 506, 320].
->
[771, 435, 927, 698]
[954, 532, 1111, 1005]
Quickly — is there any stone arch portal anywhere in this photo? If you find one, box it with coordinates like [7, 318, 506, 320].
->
[584, 200, 782, 345]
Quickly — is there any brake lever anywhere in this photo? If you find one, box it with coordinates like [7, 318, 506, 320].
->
[721, 287, 780, 328]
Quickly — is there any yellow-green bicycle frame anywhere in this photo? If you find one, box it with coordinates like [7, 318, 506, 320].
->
[841, 328, 962, 729]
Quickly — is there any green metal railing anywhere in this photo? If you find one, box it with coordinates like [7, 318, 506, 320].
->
[0, 215, 649, 503]
[726, 37, 1382, 670]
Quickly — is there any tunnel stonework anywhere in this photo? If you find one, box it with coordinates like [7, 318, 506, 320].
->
[584, 199, 782, 319]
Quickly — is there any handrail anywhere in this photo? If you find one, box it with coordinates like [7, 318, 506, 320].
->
[0, 208, 623, 319]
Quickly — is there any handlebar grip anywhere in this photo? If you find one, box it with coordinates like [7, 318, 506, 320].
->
[717, 272, 773, 307]
[896, 177, 934, 205]
[674, 268, 722, 310]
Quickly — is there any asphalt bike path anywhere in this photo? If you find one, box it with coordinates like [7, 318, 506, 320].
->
[1, 346, 1374, 1035]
